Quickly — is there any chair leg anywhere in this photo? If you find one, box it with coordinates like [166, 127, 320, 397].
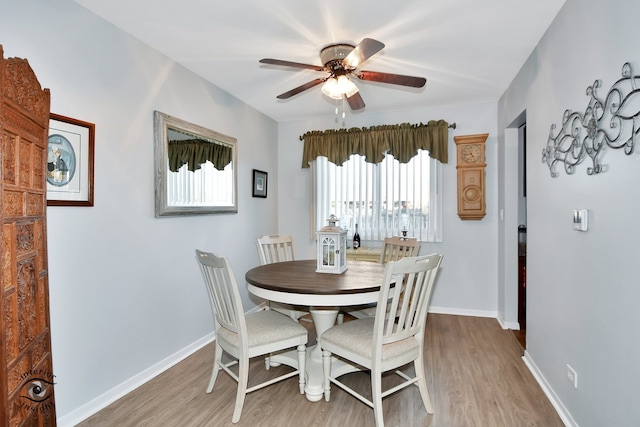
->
[414, 357, 434, 414]
[207, 343, 223, 393]
[322, 350, 331, 401]
[232, 357, 249, 423]
[371, 370, 384, 427]
[297, 344, 306, 394]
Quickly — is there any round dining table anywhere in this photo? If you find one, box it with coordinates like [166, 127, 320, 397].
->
[245, 259, 385, 402]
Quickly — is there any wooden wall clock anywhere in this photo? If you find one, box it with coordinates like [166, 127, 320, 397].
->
[455, 133, 488, 220]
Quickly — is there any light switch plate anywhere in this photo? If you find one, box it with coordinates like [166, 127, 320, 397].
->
[572, 209, 588, 231]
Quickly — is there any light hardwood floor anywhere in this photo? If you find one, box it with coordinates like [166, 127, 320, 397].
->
[78, 314, 562, 427]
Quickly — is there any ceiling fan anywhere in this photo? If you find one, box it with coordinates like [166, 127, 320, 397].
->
[259, 38, 426, 111]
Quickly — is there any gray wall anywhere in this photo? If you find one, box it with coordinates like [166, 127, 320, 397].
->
[4, 0, 636, 425]
[277, 103, 503, 319]
[498, 0, 640, 425]
[1, 0, 279, 423]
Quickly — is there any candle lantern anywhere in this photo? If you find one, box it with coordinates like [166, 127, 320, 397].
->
[316, 214, 348, 274]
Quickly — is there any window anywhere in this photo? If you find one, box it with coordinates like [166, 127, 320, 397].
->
[167, 161, 234, 207]
[312, 150, 442, 242]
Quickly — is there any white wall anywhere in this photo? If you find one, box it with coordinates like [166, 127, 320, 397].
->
[1, 0, 279, 423]
[499, 0, 640, 425]
[497, 123, 523, 329]
[277, 103, 500, 316]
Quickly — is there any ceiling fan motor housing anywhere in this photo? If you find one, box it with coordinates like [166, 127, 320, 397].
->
[320, 43, 355, 67]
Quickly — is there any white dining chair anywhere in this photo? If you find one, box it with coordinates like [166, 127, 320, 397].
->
[255, 234, 311, 323]
[348, 236, 421, 319]
[378, 236, 421, 264]
[319, 253, 443, 427]
[195, 249, 308, 424]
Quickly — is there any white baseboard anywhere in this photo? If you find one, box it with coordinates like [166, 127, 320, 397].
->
[522, 351, 578, 427]
[496, 315, 520, 330]
[428, 305, 498, 319]
[57, 332, 216, 427]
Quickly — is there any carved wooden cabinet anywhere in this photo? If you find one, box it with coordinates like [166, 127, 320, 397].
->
[455, 133, 488, 220]
[0, 46, 56, 425]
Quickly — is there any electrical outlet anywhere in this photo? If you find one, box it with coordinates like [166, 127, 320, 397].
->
[566, 364, 578, 388]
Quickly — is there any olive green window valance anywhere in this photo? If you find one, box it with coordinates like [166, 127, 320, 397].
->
[168, 139, 233, 172]
[300, 119, 451, 168]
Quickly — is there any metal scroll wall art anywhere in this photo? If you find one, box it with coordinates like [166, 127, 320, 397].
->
[542, 62, 640, 177]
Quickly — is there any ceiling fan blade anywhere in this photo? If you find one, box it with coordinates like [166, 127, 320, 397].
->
[276, 78, 327, 99]
[259, 58, 325, 72]
[346, 91, 365, 110]
[356, 70, 426, 88]
[343, 38, 385, 68]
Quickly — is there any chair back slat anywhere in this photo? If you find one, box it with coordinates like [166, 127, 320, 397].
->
[379, 236, 420, 264]
[375, 254, 442, 348]
[256, 234, 296, 265]
[196, 250, 245, 335]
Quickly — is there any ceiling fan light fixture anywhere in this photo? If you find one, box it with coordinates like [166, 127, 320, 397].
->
[262, 37, 424, 112]
[338, 75, 359, 97]
[321, 77, 340, 99]
[321, 75, 358, 100]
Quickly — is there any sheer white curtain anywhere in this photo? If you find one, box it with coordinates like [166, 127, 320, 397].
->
[167, 161, 234, 207]
[312, 150, 442, 243]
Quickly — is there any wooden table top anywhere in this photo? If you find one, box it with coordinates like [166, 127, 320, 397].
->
[245, 259, 385, 295]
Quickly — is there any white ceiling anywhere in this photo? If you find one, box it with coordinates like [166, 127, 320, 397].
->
[73, 0, 565, 122]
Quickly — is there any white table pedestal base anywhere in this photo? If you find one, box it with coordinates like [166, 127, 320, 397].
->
[304, 307, 339, 401]
[269, 307, 361, 402]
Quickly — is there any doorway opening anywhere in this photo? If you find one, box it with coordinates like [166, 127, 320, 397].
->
[514, 123, 527, 350]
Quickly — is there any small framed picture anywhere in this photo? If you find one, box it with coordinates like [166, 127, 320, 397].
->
[252, 169, 268, 198]
[47, 113, 95, 206]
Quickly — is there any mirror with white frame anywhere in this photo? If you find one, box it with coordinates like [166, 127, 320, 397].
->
[154, 111, 238, 216]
